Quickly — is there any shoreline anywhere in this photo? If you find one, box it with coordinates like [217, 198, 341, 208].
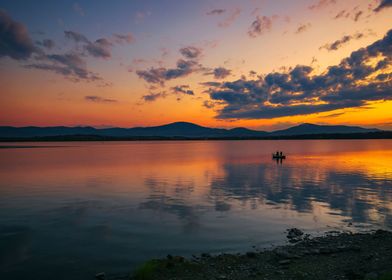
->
[100, 229, 392, 280]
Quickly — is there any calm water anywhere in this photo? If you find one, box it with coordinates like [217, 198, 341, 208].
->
[1, 140, 392, 279]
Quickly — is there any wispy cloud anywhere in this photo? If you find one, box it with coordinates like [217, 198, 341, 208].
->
[218, 8, 241, 28]
[142, 92, 167, 102]
[248, 15, 277, 38]
[320, 32, 364, 51]
[85, 96, 117, 103]
[206, 9, 226, 16]
[295, 23, 311, 34]
[308, 0, 336, 10]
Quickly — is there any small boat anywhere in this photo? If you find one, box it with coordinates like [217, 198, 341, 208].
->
[272, 153, 286, 159]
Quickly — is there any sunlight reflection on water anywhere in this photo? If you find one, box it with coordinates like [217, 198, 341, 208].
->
[0, 140, 391, 279]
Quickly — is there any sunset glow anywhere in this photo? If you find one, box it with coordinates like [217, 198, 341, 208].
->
[0, 0, 391, 130]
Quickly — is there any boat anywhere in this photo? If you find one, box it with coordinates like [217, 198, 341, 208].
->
[272, 153, 286, 159]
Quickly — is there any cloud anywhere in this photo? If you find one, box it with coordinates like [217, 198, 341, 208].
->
[218, 8, 241, 28]
[64, 30, 112, 58]
[295, 23, 311, 34]
[353, 10, 363, 22]
[85, 96, 117, 103]
[248, 15, 276, 38]
[84, 38, 112, 58]
[142, 92, 167, 102]
[136, 59, 201, 85]
[207, 9, 226, 15]
[0, 10, 36, 60]
[179, 46, 202, 59]
[207, 67, 231, 79]
[204, 29, 392, 120]
[334, 10, 350, 19]
[113, 33, 134, 44]
[64, 30, 89, 43]
[374, 0, 392, 12]
[72, 3, 85, 16]
[320, 32, 364, 51]
[36, 39, 55, 50]
[25, 53, 102, 82]
[308, 0, 336, 10]
[203, 100, 215, 109]
[171, 85, 194, 95]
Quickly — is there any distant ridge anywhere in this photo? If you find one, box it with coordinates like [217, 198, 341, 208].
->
[271, 123, 379, 136]
[0, 122, 385, 139]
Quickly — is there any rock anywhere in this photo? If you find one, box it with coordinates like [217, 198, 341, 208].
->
[246, 251, 257, 258]
[201, 253, 211, 258]
[287, 228, 304, 243]
[95, 272, 106, 280]
[217, 275, 227, 280]
[287, 228, 304, 239]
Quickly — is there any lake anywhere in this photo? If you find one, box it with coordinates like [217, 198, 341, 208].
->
[0, 140, 391, 280]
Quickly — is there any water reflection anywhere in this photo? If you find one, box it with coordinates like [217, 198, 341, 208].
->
[0, 140, 391, 280]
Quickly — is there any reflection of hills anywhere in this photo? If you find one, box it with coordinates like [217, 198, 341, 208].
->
[140, 161, 392, 230]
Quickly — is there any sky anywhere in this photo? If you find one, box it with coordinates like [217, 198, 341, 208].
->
[0, 0, 391, 131]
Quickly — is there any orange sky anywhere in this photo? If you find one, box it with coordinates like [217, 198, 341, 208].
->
[0, 0, 391, 131]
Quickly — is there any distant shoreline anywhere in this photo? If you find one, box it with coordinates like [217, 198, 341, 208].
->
[1, 131, 391, 142]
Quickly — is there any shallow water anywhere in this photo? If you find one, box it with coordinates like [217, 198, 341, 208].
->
[0, 140, 391, 280]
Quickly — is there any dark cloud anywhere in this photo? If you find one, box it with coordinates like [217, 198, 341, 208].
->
[25, 53, 102, 82]
[218, 8, 241, 28]
[308, 0, 336, 10]
[142, 92, 167, 102]
[204, 29, 392, 119]
[211, 67, 231, 79]
[0, 10, 36, 60]
[206, 9, 226, 15]
[200, 81, 222, 88]
[85, 96, 117, 103]
[248, 16, 275, 38]
[179, 46, 202, 59]
[295, 23, 311, 34]
[84, 38, 112, 58]
[64, 30, 112, 58]
[320, 32, 364, 51]
[374, 0, 392, 12]
[136, 59, 201, 85]
[172, 85, 194, 95]
[36, 39, 55, 50]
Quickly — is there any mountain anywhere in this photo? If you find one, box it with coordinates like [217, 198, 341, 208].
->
[271, 123, 380, 136]
[0, 122, 383, 139]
